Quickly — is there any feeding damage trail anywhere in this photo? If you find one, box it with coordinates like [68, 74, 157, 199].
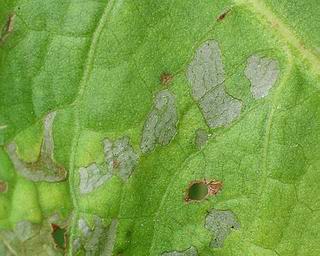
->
[140, 90, 178, 153]
[79, 136, 138, 194]
[6, 112, 67, 182]
[104, 136, 138, 181]
[73, 216, 118, 256]
[187, 40, 242, 128]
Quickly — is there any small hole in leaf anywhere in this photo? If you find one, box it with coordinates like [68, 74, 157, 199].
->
[187, 182, 208, 201]
[51, 224, 67, 249]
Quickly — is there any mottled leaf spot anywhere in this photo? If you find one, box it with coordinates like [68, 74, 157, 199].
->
[162, 246, 198, 256]
[79, 163, 112, 194]
[0, 180, 7, 193]
[141, 90, 178, 153]
[104, 136, 138, 181]
[0, 13, 15, 45]
[195, 128, 209, 150]
[185, 180, 223, 202]
[160, 73, 173, 86]
[7, 112, 67, 182]
[205, 209, 240, 248]
[74, 216, 118, 255]
[187, 40, 242, 128]
[244, 55, 279, 99]
[51, 224, 67, 249]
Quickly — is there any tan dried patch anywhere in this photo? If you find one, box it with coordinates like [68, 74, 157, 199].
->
[207, 180, 223, 195]
[0, 13, 16, 45]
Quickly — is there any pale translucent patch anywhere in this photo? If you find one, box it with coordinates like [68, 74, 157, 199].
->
[103, 219, 118, 256]
[76, 216, 118, 256]
[79, 164, 112, 194]
[245, 55, 279, 99]
[205, 209, 240, 248]
[0, 214, 68, 255]
[141, 90, 178, 153]
[14, 221, 35, 242]
[162, 246, 198, 256]
[187, 40, 242, 128]
[104, 136, 138, 181]
[195, 128, 209, 150]
[6, 112, 66, 182]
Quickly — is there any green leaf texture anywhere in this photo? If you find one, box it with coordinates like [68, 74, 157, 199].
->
[1, 0, 320, 255]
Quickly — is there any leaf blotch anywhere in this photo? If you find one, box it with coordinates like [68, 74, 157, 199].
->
[244, 55, 280, 99]
[104, 136, 138, 181]
[205, 209, 240, 248]
[79, 163, 112, 194]
[74, 216, 118, 255]
[194, 128, 209, 150]
[141, 90, 178, 153]
[6, 112, 67, 182]
[187, 40, 242, 128]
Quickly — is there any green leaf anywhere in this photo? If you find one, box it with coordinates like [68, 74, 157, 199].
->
[1, 0, 320, 255]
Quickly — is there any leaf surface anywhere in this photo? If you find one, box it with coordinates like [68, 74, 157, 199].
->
[1, 0, 320, 255]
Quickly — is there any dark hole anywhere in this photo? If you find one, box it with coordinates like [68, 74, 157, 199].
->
[51, 224, 66, 249]
[187, 182, 208, 200]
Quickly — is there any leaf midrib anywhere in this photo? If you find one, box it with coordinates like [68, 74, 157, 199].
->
[67, 0, 117, 254]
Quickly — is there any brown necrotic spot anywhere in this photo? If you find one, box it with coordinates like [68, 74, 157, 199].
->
[0, 180, 8, 193]
[217, 9, 231, 22]
[207, 180, 223, 196]
[160, 73, 173, 86]
[185, 180, 223, 202]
